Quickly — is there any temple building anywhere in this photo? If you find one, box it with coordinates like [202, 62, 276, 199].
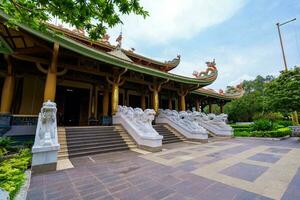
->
[0, 11, 243, 172]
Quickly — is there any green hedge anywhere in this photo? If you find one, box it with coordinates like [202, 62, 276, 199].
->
[233, 127, 252, 132]
[0, 148, 31, 200]
[230, 124, 252, 129]
[234, 127, 291, 138]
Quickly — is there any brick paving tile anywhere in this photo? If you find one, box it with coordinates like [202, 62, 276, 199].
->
[26, 138, 300, 200]
[149, 188, 175, 199]
[80, 190, 110, 200]
[248, 152, 282, 163]
[265, 147, 291, 154]
[221, 162, 268, 182]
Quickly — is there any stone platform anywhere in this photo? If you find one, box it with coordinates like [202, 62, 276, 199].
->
[27, 138, 300, 200]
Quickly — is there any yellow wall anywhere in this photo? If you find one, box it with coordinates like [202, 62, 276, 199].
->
[19, 75, 44, 115]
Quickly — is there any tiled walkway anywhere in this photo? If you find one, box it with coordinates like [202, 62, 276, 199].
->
[27, 138, 300, 200]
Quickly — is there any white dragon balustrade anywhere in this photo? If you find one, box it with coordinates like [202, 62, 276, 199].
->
[193, 112, 233, 136]
[32, 101, 60, 173]
[156, 109, 208, 141]
[113, 106, 162, 151]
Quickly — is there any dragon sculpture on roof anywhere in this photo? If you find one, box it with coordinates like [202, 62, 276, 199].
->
[193, 59, 218, 79]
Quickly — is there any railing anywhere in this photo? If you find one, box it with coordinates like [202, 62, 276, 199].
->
[113, 106, 162, 151]
[11, 115, 38, 126]
[191, 112, 233, 136]
[156, 109, 208, 140]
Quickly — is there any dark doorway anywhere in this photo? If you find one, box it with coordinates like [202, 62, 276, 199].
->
[56, 86, 90, 126]
[129, 94, 141, 108]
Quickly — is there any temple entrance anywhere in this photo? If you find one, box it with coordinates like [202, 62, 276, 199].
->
[129, 94, 141, 108]
[56, 86, 90, 126]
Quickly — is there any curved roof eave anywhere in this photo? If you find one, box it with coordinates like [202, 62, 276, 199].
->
[191, 89, 243, 100]
[48, 24, 181, 70]
[0, 10, 217, 86]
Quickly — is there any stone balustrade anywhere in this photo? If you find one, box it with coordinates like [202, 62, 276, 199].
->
[192, 111, 233, 136]
[113, 105, 162, 152]
[156, 109, 208, 141]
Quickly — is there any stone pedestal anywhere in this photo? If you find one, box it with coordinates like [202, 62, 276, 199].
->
[290, 126, 300, 137]
[32, 145, 59, 174]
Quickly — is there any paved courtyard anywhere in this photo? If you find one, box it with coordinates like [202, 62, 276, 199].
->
[27, 138, 300, 200]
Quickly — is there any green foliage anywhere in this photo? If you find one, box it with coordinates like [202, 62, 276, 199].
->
[276, 120, 293, 127]
[0, 137, 14, 150]
[225, 91, 264, 122]
[0, 148, 31, 199]
[203, 104, 221, 114]
[251, 119, 274, 131]
[230, 124, 252, 128]
[265, 67, 300, 114]
[0, 137, 15, 160]
[0, 0, 149, 40]
[234, 127, 291, 138]
[225, 68, 299, 123]
[253, 112, 284, 122]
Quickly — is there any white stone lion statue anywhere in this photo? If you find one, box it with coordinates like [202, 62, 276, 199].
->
[34, 101, 59, 147]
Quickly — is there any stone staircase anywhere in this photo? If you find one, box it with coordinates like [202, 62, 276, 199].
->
[153, 124, 185, 144]
[207, 131, 232, 142]
[57, 125, 137, 158]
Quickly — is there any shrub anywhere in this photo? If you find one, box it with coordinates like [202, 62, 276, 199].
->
[276, 120, 293, 127]
[0, 148, 31, 199]
[234, 127, 291, 138]
[230, 124, 252, 129]
[251, 119, 274, 131]
[0, 137, 14, 151]
[253, 112, 284, 122]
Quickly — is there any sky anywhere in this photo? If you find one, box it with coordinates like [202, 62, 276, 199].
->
[106, 0, 300, 90]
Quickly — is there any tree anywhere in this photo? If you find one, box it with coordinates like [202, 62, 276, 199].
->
[0, 0, 148, 40]
[265, 67, 300, 114]
[224, 91, 264, 122]
[224, 75, 274, 122]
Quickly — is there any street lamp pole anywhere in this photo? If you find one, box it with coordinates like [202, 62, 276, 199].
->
[276, 18, 296, 72]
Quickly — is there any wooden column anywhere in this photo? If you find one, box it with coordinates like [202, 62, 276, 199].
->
[149, 78, 169, 114]
[195, 99, 200, 112]
[44, 43, 59, 102]
[168, 97, 172, 110]
[177, 87, 188, 111]
[106, 68, 127, 115]
[153, 89, 159, 113]
[141, 94, 146, 110]
[220, 103, 224, 113]
[201, 103, 204, 112]
[209, 103, 213, 113]
[0, 56, 15, 114]
[102, 89, 109, 116]
[90, 85, 98, 119]
[179, 95, 186, 111]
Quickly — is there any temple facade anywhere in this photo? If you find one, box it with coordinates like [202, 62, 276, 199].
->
[0, 11, 243, 172]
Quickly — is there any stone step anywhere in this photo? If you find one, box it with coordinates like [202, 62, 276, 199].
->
[64, 130, 127, 135]
[68, 143, 129, 153]
[66, 135, 124, 144]
[153, 124, 183, 144]
[59, 125, 137, 158]
[67, 140, 128, 149]
[68, 146, 130, 158]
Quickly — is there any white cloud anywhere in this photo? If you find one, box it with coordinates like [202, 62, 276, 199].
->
[107, 0, 246, 48]
[170, 41, 283, 90]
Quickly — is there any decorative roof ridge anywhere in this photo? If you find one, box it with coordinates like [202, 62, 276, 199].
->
[196, 83, 244, 100]
[107, 46, 133, 62]
[0, 10, 216, 86]
[47, 23, 180, 69]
